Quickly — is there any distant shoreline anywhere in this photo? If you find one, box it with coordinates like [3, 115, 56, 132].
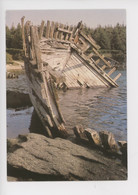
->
[6, 61, 24, 71]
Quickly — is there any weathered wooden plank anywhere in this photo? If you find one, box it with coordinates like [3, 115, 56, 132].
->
[45, 20, 50, 39]
[65, 26, 69, 40]
[39, 20, 45, 39]
[72, 53, 105, 87]
[69, 26, 74, 41]
[92, 48, 111, 68]
[113, 73, 121, 82]
[95, 59, 100, 65]
[101, 65, 107, 70]
[58, 24, 64, 40]
[41, 65, 66, 84]
[72, 48, 116, 87]
[87, 34, 101, 50]
[21, 16, 26, 56]
[79, 31, 100, 50]
[49, 21, 55, 39]
[29, 91, 53, 137]
[82, 44, 90, 53]
[53, 22, 59, 40]
[87, 53, 94, 59]
[64, 53, 103, 88]
[31, 26, 42, 70]
[24, 21, 31, 58]
[57, 27, 72, 34]
[107, 67, 116, 76]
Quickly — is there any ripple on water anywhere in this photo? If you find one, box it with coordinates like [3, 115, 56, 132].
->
[7, 70, 127, 141]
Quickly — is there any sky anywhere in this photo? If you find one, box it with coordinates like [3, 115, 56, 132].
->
[6, 9, 126, 28]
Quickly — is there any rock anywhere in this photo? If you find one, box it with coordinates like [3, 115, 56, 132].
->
[84, 128, 102, 147]
[7, 90, 32, 109]
[99, 130, 119, 152]
[73, 125, 87, 140]
[7, 133, 127, 181]
[118, 141, 127, 167]
[6, 72, 18, 79]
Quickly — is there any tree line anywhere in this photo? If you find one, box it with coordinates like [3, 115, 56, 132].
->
[83, 23, 126, 63]
[6, 22, 126, 63]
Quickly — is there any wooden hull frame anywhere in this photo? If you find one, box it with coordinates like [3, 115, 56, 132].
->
[21, 18, 122, 138]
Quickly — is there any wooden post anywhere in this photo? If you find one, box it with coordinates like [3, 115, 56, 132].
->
[65, 26, 69, 40]
[24, 21, 31, 58]
[49, 21, 55, 39]
[45, 20, 50, 39]
[69, 26, 74, 41]
[58, 24, 64, 40]
[95, 59, 100, 65]
[101, 65, 107, 70]
[53, 22, 59, 40]
[39, 20, 45, 39]
[107, 67, 116, 76]
[21, 16, 26, 56]
[31, 26, 42, 70]
[87, 53, 94, 59]
[113, 73, 121, 82]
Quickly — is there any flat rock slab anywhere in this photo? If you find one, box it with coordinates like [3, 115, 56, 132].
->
[7, 133, 127, 181]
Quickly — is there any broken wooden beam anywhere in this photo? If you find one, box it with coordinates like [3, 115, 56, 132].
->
[79, 31, 100, 50]
[57, 27, 72, 34]
[107, 67, 116, 76]
[92, 48, 111, 68]
[101, 65, 107, 70]
[95, 59, 100, 65]
[113, 73, 121, 82]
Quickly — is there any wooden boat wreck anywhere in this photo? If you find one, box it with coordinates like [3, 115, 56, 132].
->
[21, 17, 121, 138]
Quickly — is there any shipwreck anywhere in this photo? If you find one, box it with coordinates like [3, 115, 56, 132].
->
[21, 17, 121, 138]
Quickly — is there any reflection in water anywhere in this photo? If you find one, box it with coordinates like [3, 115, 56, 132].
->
[7, 70, 127, 141]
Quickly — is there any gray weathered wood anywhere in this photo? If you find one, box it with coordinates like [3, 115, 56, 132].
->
[53, 22, 59, 40]
[31, 26, 42, 69]
[95, 59, 100, 65]
[45, 20, 50, 39]
[101, 65, 107, 70]
[39, 20, 45, 39]
[49, 21, 55, 39]
[107, 67, 116, 76]
[21, 16, 26, 56]
[113, 73, 121, 82]
[92, 48, 111, 68]
[58, 24, 64, 40]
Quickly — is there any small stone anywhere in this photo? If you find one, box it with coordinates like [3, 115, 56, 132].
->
[84, 128, 102, 147]
[73, 125, 87, 140]
[99, 130, 119, 152]
[118, 141, 127, 167]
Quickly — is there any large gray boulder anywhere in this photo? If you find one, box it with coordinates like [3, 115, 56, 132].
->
[7, 133, 127, 181]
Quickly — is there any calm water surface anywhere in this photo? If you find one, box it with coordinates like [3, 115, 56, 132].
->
[7, 70, 127, 141]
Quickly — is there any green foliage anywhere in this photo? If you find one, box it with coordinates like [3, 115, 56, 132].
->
[6, 22, 126, 63]
[6, 23, 23, 49]
[6, 52, 13, 64]
[6, 48, 24, 61]
[83, 23, 126, 63]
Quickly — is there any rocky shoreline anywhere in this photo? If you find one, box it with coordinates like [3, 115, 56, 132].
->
[7, 132, 127, 181]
